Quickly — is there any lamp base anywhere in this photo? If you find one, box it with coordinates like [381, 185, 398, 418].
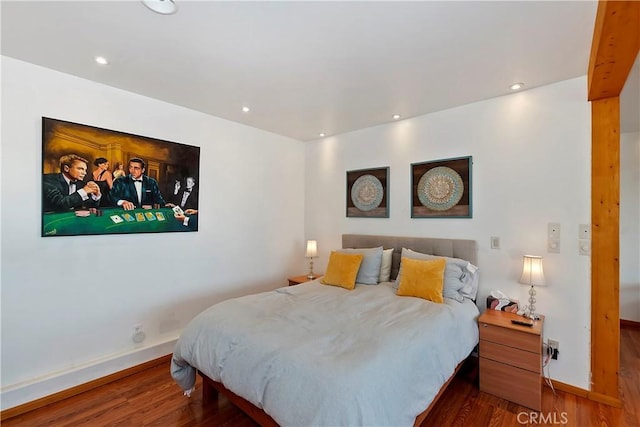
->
[307, 257, 315, 280]
[526, 285, 540, 320]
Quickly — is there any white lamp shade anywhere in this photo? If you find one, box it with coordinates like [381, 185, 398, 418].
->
[305, 240, 318, 258]
[519, 255, 546, 286]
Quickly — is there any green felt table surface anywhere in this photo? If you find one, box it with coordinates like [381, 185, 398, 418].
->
[42, 208, 193, 236]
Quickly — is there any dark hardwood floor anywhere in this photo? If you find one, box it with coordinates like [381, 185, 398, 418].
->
[4, 326, 638, 426]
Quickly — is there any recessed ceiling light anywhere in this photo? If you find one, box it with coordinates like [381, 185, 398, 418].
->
[510, 83, 525, 90]
[242, 106, 250, 113]
[392, 114, 401, 120]
[319, 133, 326, 137]
[95, 56, 108, 65]
[142, 0, 177, 15]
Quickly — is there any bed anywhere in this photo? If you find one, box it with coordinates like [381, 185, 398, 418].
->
[171, 234, 480, 426]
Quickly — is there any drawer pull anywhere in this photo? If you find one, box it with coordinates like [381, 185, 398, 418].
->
[482, 323, 488, 327]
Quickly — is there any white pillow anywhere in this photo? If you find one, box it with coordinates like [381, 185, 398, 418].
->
[379, 248, 394, 282]
[338, 246, 384, 285]
[394, 248, 479, 301]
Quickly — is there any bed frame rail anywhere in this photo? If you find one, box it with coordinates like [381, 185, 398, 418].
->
[199, 357, 467, 427]
[200, 373, 279, 427]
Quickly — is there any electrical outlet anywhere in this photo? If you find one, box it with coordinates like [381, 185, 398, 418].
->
[132, 324, 146, 343]
[548, 339, 559, 360]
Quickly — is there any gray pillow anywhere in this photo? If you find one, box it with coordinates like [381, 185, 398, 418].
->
[338, 246, 384, 285]
[395, 248, 479, 301]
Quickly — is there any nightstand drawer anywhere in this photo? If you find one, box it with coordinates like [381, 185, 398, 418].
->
[480, 322, 540, 353]
[480, 357, 541, 410]
[480, 340, 540, 373]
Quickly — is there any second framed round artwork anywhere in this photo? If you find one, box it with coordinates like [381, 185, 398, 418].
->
[411, 156, 472, 218]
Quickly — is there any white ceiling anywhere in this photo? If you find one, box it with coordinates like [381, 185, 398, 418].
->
[1, 1, 636, 141]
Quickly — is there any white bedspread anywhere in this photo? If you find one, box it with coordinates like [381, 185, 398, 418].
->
[171, 280, 479, 427]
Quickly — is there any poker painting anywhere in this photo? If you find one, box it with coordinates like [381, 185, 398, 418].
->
[41, 117, 201, 237]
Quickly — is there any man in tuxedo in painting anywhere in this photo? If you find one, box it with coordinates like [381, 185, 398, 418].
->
[110, 157, 173, 210]
[42, 154, 102, 212]
[174, 176, 199, 210]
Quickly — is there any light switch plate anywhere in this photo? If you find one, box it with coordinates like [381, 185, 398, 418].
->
[579, 224, 590, 239]
[490, 236, 500, 249]
[548, 222, 561, 253]
[579, 239, 590, 256]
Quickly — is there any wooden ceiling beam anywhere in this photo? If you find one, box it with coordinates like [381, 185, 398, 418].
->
[588, 1, 640, 101]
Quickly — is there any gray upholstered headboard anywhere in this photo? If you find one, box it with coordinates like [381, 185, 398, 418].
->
[342, 234, 477, 281]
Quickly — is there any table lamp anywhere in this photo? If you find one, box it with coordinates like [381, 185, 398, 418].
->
[518, 255, 546, 320]
[305, 240, 318, 279]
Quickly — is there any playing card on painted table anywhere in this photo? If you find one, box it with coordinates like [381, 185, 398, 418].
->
[110, 215, 124, 224]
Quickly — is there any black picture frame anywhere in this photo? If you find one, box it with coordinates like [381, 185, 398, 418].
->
[411, 156, 472, 218]
[41, 117, 201, 237]
[346, 167, 390, 218]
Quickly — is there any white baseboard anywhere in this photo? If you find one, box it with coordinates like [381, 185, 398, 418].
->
[1, 336, 178, 411]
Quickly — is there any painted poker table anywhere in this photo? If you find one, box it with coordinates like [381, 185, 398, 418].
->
[42, 208, 193, 237]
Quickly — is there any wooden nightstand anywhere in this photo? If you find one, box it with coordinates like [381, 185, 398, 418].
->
[287, 274, 322, 286]
[478, 310, 544, 411]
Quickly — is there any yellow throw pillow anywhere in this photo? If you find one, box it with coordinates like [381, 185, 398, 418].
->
[321, 251, 364, 290]
[397, 257, 446, 303]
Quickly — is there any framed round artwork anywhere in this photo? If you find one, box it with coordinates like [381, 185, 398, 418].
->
[346, 167, 389, 218]
[411, 156, 472, 218]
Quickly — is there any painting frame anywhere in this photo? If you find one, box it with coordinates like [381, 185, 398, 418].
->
[346, 166, 390, 218]
[41, 117, 201, 237]
[411, 156, 472, 218]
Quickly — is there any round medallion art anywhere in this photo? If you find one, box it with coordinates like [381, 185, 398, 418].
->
[351, 174, 384, 212]
[417, 166, 464, 211]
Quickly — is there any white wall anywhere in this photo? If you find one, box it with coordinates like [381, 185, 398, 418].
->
[0, 57, 305, 409]
[0, 56, 602, 407]
[305, 77, 592, 389]
[621, 131, 640, 322]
